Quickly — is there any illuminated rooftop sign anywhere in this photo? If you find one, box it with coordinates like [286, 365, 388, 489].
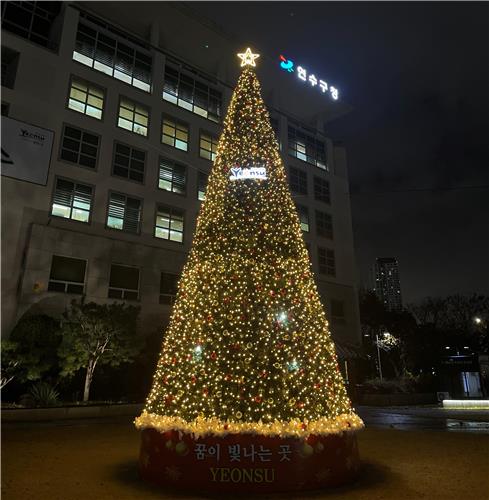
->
[279, 55, 339, 101]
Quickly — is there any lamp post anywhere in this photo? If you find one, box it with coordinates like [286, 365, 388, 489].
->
[375, 332, 383, 382]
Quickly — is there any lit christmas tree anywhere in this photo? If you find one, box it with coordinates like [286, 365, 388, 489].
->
[136, 48, 363, 492]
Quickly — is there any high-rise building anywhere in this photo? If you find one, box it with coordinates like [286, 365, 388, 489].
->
[1, 2, 361, 352]
[373, 257, 403, 311]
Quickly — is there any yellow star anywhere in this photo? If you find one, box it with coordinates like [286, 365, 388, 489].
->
[237, 47, 260, 67]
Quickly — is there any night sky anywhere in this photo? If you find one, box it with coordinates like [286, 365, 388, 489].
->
[194, 1, 489, 304]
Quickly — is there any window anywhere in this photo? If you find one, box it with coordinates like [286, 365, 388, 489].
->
[296, 205, 309, 232]
[48, 255, 86, 294]
[316, 210, 333, 239]
[68, 77, 104, 120]
[331, 299, 346, 324]
[155, 205, 184, 243]
[288, 125, 327, 170]
[314, 176, 331, 204]
[107, 192, 142, 233]
[1, 1, 61, 49]
[1, 47, 18, 89]
[163, 64, 222, 122]
[117, 98, 149, 136]
[112, 142, 146, 183]
[162, 116, 188, 151]
[198, 171, 208, 201]
[318, 247, 336, 276]
[199, 132, 218, 161]
[289, 167, 307, 195]
[73, 20, 152, 92]
[51, 178, 92, 223]
[160, 272, 178, 305]
[60, 125, 99, 169]
[108, 264, 139, 300]
[158, 157, 186, 194]
[1, 102, 9, 116]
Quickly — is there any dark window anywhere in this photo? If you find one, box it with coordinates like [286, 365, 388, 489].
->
[73, 20, 152, 92]
[159, 272, 178, 304]
[155, 205, 184, 243]
[112, 142, 146, 183]
[314, 176, 330, 204]
[1, 1, 61, 49]
[107, 192, 141, 233]
[108, 264, 139, 300]
[296, 204, 309, 232]
[289, 167, 307, 195]
[48, 255, 86, 294]
[158, 157, 186, 194]
[1, 102, 9, 116]
[318, 247, 336, 276]
[199, 132, 218, 161]
[288, 125, 327, 170]
[163, 64, 222, 122]
[331, 299, 346, 324]
[198, 171, 208, 201]
[51, 178, 92, 223]
[316, 210, 333, 239]
[60, 125, 99, 169]
[1, 46, 19, 88]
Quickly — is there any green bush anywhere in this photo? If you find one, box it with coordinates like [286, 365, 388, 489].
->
[28, 382, 60, 407]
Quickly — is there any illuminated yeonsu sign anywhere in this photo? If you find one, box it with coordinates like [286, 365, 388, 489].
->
[279, 55, 339, 100]
[229, 163, 267, 181]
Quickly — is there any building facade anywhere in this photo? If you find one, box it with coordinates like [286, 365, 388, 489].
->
[373, 257, 403, 311]
[1, 2, 361, 349]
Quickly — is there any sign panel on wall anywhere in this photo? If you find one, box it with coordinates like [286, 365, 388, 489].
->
[1, 116, 54, 185]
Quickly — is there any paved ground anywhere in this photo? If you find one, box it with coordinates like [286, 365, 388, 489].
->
[2, 415, 489, 500]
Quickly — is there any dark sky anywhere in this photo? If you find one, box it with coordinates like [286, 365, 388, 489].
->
[192, 1, 489, 304]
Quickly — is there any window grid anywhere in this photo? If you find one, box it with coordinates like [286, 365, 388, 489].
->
[316, 210, 333, 239]
[155, 205, 184, 243]
[112, 142, 146, 183]
[160, 272, 178, 305]
[158, 157, 186, 194]
[198, 171, 208, 201]
[68, 77, 104, 120]
[60, 125, 99, 169]
[48, 255, 86, 294]
[117, 98, 149, 136]
[162, 116, 189, 151]
[108, 264, 139, 301]
[73, 21, 152, 92]
[314, 176, 331, 204]
[163, 65, 222, 123]
[51, 178, 92, 223]
[199, 132, 218, 161]
[289, 167, 308, 195]
[318, 247, 336, 276]
[296, 204, 309, 232]
[107, 192, 142, 233]
[288, 125, 327, 170]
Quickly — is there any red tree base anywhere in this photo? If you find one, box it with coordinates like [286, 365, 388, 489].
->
[139, 428, 361, 493]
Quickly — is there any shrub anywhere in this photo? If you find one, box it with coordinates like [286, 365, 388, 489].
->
[28, 382, 60, 407]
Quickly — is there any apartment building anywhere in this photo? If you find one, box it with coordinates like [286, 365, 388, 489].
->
[1, 1, 361, 351]
[373, 257, 403, 312]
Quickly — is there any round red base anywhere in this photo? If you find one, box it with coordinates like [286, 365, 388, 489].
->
[139, 428, 360, 493]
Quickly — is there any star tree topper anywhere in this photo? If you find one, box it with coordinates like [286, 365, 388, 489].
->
[237, 47, 260, 67]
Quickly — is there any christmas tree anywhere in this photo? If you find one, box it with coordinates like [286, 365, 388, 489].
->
[136, 48, 363, 492]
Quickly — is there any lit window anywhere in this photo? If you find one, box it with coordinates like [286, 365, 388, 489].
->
[296, 204, 309, 232]
[163, 65, 222, 122]
[160, 272, 178, 304]
[48, 255, 86, 294]
[199, 132, 218, 161]
[316, 210, 333, 239]
[51, 178, 92, 223]
[155, 205, 184, 243]
[60, 125, 99, 169]
[117, 98, 149, 136]
[73, 20, 152, 92]
[158, 157, 186, 194]
[108, 264, 139, 300]
[107, 192, 142, 233]
[68, 77, 104, 120]
[162, 116, 188, 151]
[314, 176, 330, 204]
[318, 247, 335, 276]
[288, 125, 327, 170]
[289, 167, 308, 195]
[112, 142, 146, 183]
[198, 171, 208, 201]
